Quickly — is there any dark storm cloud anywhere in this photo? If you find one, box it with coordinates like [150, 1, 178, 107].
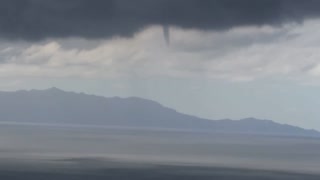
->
[1, 0, 320, 40]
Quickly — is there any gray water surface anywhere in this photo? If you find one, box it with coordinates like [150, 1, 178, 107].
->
[0, 123, 319, 174]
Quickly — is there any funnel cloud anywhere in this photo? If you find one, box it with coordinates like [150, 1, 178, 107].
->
[163, 25, 170, 46]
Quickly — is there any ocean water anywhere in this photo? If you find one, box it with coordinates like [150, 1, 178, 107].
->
[0, 123, 319, 179]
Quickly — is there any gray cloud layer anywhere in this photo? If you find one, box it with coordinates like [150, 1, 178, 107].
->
[1, 0, 320, 40]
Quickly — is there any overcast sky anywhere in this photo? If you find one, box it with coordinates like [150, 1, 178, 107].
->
[1, 0, 320, 129]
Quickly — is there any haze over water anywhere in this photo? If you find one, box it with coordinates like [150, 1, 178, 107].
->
[1, 123, 320, 175]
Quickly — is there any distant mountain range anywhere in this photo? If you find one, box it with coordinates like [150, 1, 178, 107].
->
[0, 87, 318, 137]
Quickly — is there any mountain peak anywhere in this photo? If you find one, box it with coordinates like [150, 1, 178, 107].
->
[27, 87, 65, 93]
[240, 117, 274, 123]
[0, 89, 318, 137]
[46, 87, 63, 92]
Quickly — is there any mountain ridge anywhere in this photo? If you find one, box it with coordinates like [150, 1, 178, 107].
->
[0, 87, 318, 137]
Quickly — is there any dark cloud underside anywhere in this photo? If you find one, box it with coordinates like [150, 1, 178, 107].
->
[1, 0, 320, 40]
